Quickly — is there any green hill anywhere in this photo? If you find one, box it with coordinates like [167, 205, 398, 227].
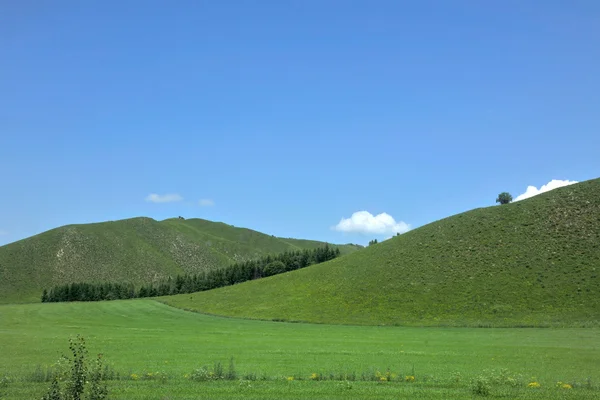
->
[0, 217, 360, 303]
[162, 178, 600, 327]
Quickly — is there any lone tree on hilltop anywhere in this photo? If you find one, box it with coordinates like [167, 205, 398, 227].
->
[496, 192, 513, 205]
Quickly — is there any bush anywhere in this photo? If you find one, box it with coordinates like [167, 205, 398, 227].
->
[189, 367, 215, 382]
[41, 336, 108, 400]
[225, 357, 237, 380]
[87, 355, 109, 400]
[472, 376, 491, 396]
[189, 358, 237, 381]
[263, 261, 287, 277]
[41, 378, 62, 400]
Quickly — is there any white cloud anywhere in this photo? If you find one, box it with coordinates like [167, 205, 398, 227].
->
[145, 193, 183, 203]
[198, 198, 215, 207]
[515, 179, 578, 201]
[0, 230, 7, 236]
[333, 211, 410, 235]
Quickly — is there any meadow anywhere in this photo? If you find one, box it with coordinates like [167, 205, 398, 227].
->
[1, 300, 598, 399]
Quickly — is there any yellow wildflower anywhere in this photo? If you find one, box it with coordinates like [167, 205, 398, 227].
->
[405, 375, 415, 382]
[310, 373, 318, 380]
[379, 376, 387, 382]
[130, 373, 139, 381]
[561, 383, 572, 389]
[286, 376, 294, 381]
[527, 382, 540, 388]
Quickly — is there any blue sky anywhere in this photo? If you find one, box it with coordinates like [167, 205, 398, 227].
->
[1, 1, 599, 246]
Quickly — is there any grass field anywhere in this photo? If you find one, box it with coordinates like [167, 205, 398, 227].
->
[1, 300, 599, 399]
[163, 178, 600, 327]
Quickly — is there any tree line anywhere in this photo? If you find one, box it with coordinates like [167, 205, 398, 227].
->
[42, 245, 341, 303]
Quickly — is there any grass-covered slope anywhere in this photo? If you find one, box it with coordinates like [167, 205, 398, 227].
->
[0, 217, 359, 303]
[163, 179, 600, 327]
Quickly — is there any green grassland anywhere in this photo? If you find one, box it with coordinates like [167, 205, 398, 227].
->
[0, 217, 360, 304]
[1, 300, 598, 399]
[163, 179, 600, 327]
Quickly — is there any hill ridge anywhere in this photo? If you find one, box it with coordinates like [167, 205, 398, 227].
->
[0, 216, 360, 304]
[162, 178, 600, 327]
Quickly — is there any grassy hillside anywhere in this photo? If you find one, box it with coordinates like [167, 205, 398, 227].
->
[0, 217, 359, 303]
[163, 178, 600, 327]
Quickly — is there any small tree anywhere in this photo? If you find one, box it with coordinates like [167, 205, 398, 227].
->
[368, 239, 378, 246]
[41, 336, 108, 400]
[496, 192, 513, 205]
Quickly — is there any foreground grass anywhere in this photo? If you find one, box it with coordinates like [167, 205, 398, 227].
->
[1, 300, 599, 399]
[5, 380, 599, 400]
[163, 178, 600, 326]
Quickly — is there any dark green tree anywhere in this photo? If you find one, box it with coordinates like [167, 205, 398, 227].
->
[496, 192, 513, 205]
[42, 245, 342, 302]
[263, 261, 287, 277]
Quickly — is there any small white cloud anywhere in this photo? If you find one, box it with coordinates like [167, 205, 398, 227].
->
[333, 211, 410, 235]
[198, 198, 215, 207]
[515, 179, 578, 201]
[145, 193, 183, 203]
[0, 230, 7, 236]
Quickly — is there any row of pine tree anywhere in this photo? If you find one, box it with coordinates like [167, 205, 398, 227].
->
[42, 245, 340, 303]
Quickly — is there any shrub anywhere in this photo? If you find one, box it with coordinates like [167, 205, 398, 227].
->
[41, 378, 62, 400]
[66, 335, 87, 400]
[189, 367, 213, 382]
[188, 358, 237, 382]
[40, 335, 108, 400]
[87, 354, 108, 400]
[225, 357, 237, 381]
[213, 361, 224, 380]
[263, 261, 286, 277]
[472, 376, 491, 396]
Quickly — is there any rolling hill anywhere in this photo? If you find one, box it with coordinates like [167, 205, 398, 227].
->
[0, 217, 361, 303]
[162, 178, 600, 327]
